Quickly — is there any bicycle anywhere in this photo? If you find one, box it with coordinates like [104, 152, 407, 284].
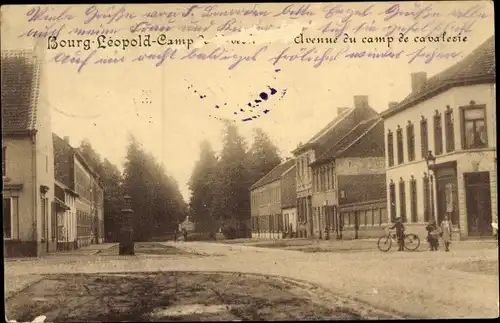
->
[377, 230, 420, 252]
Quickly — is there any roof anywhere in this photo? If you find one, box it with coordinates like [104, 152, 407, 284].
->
[250, 158, 295, 190]
[312, 117, 382, 165]
[1, 50, 41, 134]
[292, 108, 354, 154]
[382, 36, 495, 118]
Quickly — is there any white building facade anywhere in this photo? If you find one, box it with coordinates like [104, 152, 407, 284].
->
[381, 36, 496, 239]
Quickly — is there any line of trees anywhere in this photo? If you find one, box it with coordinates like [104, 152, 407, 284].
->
[188, 121, 281, 238]
[78, 133, 187, 242]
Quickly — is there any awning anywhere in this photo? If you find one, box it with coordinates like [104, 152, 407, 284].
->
[55, 197, 71, 211]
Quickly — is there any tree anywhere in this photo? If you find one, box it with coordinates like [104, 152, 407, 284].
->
[211, 121, 251, 236]
[247, 127, 282, 186]
[188, 140, 218, 232]
[122, 133, 187, 241]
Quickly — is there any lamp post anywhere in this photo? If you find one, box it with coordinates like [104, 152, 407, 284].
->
[425, 150, 437, 222]
[119, 195, 134, 255]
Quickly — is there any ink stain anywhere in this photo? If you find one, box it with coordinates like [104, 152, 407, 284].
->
[247, 103, 252, 107]
[240, 108, 245, 112]
[255, 99, 262, 103]
[215, 105, 220, 109]
[263, 109, 270, 114]
[275, 69, 281, 72]
[200, 95, 207, 99]
[268, 87, 277, 95]
[259, 92, 268, 100]
[242, 118, 252, 122]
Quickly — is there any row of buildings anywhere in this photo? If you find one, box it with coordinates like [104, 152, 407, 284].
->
[250, 36, 496, 241]
[2, 49, 105, 258]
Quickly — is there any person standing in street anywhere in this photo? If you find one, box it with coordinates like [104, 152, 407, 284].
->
[389, 217, 405, 251]
[440, 215, 452, 252]
[426, 220, 440, 251]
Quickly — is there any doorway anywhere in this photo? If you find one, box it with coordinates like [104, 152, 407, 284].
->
[41, 197, 49, 252]
[464, 172, 492, 236]
[435, 164, 459, 226]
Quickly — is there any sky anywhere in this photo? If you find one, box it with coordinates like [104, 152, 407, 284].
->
[1, 2, 494, 201]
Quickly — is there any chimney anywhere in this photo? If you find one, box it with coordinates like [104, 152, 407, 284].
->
[410, 72, 427, 93]
[63, 136, 70, 143]
[337, 107, 350, 115]
[354, 95, 369, 109]
[388, 101, 399, 110]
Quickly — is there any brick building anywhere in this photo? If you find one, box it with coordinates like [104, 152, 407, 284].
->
[250, 159, 296, 239]
[53, 134, 105, 249]
[292, 95, 383, 238]
[310, 115, 387, 239]
[381, 35, 496, 239]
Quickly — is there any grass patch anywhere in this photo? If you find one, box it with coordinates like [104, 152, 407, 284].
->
[5, 272, 396, 322]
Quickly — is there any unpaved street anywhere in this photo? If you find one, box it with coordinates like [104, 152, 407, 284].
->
[4, 241, 499, 319]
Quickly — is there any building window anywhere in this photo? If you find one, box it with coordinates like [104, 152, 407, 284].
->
[326, 166, 331, 190]
[312, 170, 315, 192]
[461, 103, 488, 149]
[2, 147, 5, 177]
[399, 179, 406, 222]
[420, 117, 429, 159]
[406, 121, 415, 161]
[396, 126, 404, 164]
[306, 156, 311, 179]
[3, 197, 13, 239]
[423, 174, 430, 222]
[387, 130, 394, 167]
[410, 177, 417, 223]
[434, 111, 443, 155]
[330, 166, 335, 189]
[445, 106, 455, 152]
[389, 181, 396, 222]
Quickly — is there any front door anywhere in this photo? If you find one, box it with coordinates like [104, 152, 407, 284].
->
[464, 172, 492, 236]
[308, 197, 313, 237]
[435, 166, 459, 226]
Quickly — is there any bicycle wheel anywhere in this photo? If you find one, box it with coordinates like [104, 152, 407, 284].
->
[404, 234, 420, 251]
[377, 235, 392, 252]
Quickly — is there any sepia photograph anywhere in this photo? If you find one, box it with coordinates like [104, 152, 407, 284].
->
[2, 1, 498, 321]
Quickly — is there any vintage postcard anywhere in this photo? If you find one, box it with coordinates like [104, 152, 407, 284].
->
[2, 1, 497, 321]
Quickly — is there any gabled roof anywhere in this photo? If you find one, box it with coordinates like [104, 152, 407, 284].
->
[250, 158, 295, 190]
[292, 108, 354, 154]
[312, 117, 382, 166]
[1, 50, 42, 134]
[382, 35, 495, 118]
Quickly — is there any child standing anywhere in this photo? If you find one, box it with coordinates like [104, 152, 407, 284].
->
[426, 220, 440, 251]
[440, 215, 452, 252]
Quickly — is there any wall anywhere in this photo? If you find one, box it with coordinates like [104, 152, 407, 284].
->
[280, 165, 296, 209]
[34, 51, 56, 255]
[336, 157, 386, 175]
[384, 83, 496, 237]
[74, 158, 93, 247]
[295, 149, 315, 197]
[3, 138, 35, 242]
[251, 180, 282, 233]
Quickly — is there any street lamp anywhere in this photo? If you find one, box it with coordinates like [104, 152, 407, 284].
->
[425, 151, 437, 222]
